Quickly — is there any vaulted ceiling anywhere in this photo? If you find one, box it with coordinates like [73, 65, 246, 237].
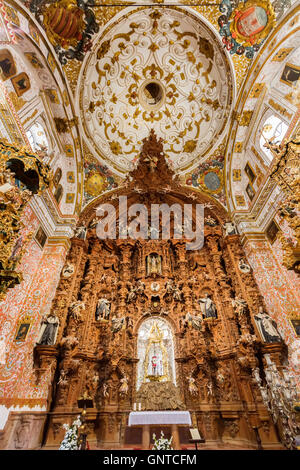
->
[0, 0, 299, 237]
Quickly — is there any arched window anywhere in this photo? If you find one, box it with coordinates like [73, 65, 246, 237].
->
[26, 122, 49, 153]
[259, 115, 288, 162]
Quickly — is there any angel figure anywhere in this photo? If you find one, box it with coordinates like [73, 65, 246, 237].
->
[57, 370, 68, 387]
[127, 284, 137, 303]
[173, 285, 183, 301]
[69, 300, 85, 322]
[144, 154, 158, 172]
[89, 217, 99, 229]
[119, 376, 129, 396]
[73, 225, 87, 240]
[231, 296, 248, 316]
[205, 215, 218, 227]
[102, 382, 110, 398]
[136, 280, 145, 294]
[188, 376, 198, 396]
[111, 316, 125, 333]
[206, 382, 213, 398]
[165, 279, 174, 294]
[186, 312, 202, 331]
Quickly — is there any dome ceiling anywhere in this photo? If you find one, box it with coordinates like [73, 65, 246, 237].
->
[79, 7, 234, 175]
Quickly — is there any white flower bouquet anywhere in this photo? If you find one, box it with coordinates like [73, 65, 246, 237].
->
[152, 431, 173, 450]
[59, 416, 82, 450]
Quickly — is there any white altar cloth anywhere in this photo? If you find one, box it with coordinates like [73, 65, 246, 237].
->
[128, 411, 191, 426]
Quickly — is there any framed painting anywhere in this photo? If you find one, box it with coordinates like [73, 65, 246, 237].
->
[15, 317, 32, 342]
[290, 319, 300, 337]
[35, 226, 47, 248]
[266, 220, 280, 244]
[11, 72, 31, 97]
[0, 49, 16, 80]
[246, 183, 255, 201]
[244, 162, 256, 183]
[54, 184, 63, 204]
[280, 63, 300, 87]
[53, 167, 62, 187]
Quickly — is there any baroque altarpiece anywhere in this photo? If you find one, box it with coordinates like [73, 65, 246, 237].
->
[34, 133, 292, 449]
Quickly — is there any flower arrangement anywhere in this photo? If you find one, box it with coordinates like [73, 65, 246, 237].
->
[152, 431, 173, 450]
[59, 416, 82, 450]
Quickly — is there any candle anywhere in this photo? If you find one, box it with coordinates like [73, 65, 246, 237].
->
[138, 403, 142, 411]
[133, 403, 136, 411]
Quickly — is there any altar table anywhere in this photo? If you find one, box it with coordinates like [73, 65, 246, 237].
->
[128, 411, 191, 449]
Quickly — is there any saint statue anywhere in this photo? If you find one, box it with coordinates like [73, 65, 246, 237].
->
[95, 298, 110, 320]
[147, 254, 162, 275]
[126, 316, 134, 330]
[37, 313, 59, 345]
[254, 307, 282, 343]
[198, 293, 217, 319]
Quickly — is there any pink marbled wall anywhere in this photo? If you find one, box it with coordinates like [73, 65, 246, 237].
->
[0, 207, 68, 407]
[245, 239, 300, 389]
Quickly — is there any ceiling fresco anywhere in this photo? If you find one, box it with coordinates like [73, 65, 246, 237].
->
[78, 7, 233, 174]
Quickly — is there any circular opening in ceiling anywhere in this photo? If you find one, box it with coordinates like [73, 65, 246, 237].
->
[144, 82, 162, 105]
[139, 79, 165, 111]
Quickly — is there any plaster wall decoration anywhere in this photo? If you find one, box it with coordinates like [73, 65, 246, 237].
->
[218, 0, 277, 58]
[79, 7, 234, 175]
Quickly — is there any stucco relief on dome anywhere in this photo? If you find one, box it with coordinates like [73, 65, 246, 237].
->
[79, 7, 234, 175]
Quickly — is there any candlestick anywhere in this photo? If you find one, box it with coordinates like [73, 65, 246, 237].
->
[133, 403, 136, 411]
